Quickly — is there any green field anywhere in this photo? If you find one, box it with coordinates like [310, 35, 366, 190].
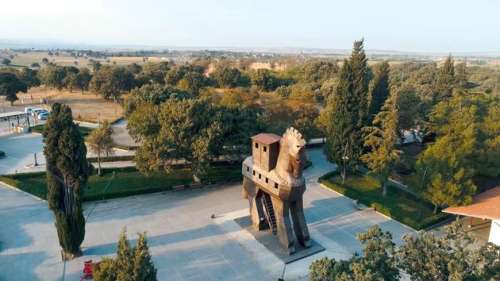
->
[0, 164, 241, 202]
[319, 171, 449, 230]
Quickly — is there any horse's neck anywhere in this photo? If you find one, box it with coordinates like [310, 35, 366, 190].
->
[276, 141, 290, 176]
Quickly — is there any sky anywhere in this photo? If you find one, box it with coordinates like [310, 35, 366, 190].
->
[1, 0, 500, 53]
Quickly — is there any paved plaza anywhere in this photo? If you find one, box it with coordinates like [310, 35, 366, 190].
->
[0, 149, 415, 281]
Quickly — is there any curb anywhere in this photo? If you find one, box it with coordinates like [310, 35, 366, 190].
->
[318, 182, 416, 232]
[0, 180, 46, 202]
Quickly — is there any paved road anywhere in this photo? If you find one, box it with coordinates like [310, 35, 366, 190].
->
[111, 119, 139, 147]
[0, 133, 135, 174]
[0, 148, 414, 281]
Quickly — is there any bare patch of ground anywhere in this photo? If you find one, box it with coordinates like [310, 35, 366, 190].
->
[7, 87, 123, 123]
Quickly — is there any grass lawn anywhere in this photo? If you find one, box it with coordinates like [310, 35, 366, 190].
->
[0, 164, 241, 202]
[31, 124, 94, 137]
[319, 171, 449, 230]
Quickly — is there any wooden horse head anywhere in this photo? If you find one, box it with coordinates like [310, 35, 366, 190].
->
[276, 127, 306, 184]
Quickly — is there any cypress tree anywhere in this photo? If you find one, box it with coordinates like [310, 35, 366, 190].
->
[43, 103, 90, 259]
[350, 39, 370, 127]
[133, 233, 157, 281]
[325, 40, 370, 181]
[368, 61, 390, 124]
[325, 60, 358, 182]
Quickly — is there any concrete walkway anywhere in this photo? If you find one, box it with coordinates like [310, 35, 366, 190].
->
[0, 148, 415, 281]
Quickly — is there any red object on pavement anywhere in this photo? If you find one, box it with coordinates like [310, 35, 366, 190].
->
[80, 260, 94, 280]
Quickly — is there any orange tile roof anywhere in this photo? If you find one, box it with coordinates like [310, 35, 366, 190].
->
[251, 133, 281, 145]
[443, 187, 500, 220]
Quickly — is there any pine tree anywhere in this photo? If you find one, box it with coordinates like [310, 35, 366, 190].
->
[368, 61, 390, 124]
[435, 55, 455, 101]
[43, 103, 90, 259]
[116, 229, 134, 281]
[361, 91, 401, 196]
[133, 233, 157, 281]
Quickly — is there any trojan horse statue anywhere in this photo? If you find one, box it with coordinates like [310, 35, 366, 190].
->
[242, 127, 311, 254]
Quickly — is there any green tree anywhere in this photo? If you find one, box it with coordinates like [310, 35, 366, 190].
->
[176, 71, 206, 95]
[90, 66, 135, 101]
[311, 222, 500, 281]
[1, 58, 11, 65]
[397, 221, 498, 281]
[455, 62, 468, 89]
[435, 55, 455, 101]
[140, 62, 170, 85]
[43, 103, 90, 258]
[309, 225, 399, 281]
[367, 61, 390, 124]
[299, 60, 339, 83]
[480, 100, 500, 177]
[350, 39, 370, 127]
[46, 66, 60, 87]
[0, 71, 28, 105]
[211, 104, 263, 161]
[86, 121, 115, 176]
[116, 229, 134, 281]
[93, 258, 117, 281]
[18, 67, 41, 88]
[76, 68, 92, 92]
[133, 233, 157, 281]
[250, 69, 283, 91]
[63, 72, 78, 92]
[38, 64, 67, 90]
[324, 60, 359, 182]
[394, 87, 422, 133]
[361, 92, 402, 196]
[309, 257, 350, 281]
[124, 83, 191, 116]
[130, 98, 221, 182]
[94, 231, 158, 281]
[210, 65, 243, 88]
[416, 93, 487, 212]
[293, 103, 321, 141]
[324, 40, 371, 182]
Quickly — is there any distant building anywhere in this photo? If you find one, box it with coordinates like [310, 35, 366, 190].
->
[443, 187, 500, 246]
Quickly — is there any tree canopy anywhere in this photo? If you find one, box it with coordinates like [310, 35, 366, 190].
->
[0, 71, 28, 105]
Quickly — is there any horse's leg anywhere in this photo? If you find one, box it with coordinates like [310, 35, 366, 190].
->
[271, 197, 296, 255]
[290, 198, 311, 248]
[243, 177, 267, 230]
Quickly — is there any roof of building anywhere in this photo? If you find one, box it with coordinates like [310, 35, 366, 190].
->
[251, 133, 281, 145]
[443, 187, 500, 221]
